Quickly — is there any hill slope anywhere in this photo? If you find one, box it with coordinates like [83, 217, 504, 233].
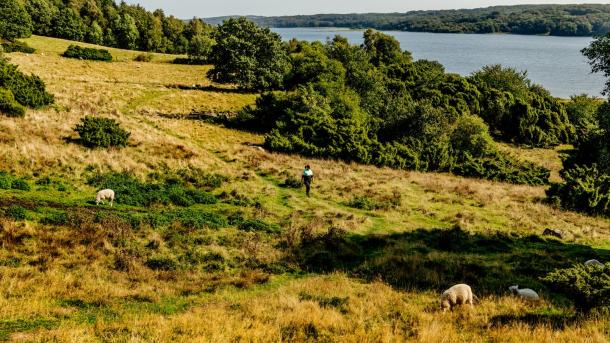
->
[0, 36, 609, 341]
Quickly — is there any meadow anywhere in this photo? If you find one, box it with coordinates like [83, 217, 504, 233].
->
[0, 35, 609, 342]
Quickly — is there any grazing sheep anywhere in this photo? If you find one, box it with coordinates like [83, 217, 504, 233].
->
[585, 259, 604, 267]
[96, 189, 115, 207]
[509, 285, 539, 302]
[440, 284, 476, 312]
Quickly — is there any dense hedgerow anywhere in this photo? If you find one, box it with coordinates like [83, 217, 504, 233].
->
[0, 58, 54, 108]
[0, 41, 35, 54]
[62, 45, 112, 61]
[86, 172, 218, 207]
[543, 263, 610, 312]
[74, 116, 130, 149]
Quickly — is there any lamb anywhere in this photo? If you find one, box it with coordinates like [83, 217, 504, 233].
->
[508, 285, 539, 302]
[584, 259, 604, 267]
[440, 284, 476, 312]
[95, 189, 115, 207]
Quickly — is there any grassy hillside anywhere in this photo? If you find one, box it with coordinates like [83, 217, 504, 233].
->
[0, 35, 609, 341]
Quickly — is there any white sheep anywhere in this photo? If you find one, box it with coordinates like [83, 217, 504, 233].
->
[440, 284, 476, 312]
[95, 189, 115, 207]
[508, 285, 539, 302]
[584, 259, 604, 267]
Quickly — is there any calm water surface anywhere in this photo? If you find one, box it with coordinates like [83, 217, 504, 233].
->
[272, 27, 605, 98]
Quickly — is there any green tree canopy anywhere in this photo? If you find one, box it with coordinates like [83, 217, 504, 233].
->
[0, 0, 33, 41]
[583, 33, 610, 95]
[207, 17, 290, 91]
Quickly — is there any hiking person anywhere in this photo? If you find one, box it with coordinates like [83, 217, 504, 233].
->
[301, 165, 314, 197]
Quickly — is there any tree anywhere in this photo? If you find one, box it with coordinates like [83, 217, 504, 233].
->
[583, 33, 610, 95]
[113, 13, 139, 50]
[188, 34, 214, 63]
[25, 0, 57, 36]
[87, 21, 104, 45]
[52, 7, 86, 41]
[208, 17, 290, 91]
[0, 0, 33, 41]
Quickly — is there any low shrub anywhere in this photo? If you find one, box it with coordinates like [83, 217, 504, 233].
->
[172, 57, 207, 65]
[173, 209, 228, 230]
[146, 255, 179, 271]
[542, 263, 610, 312]
[346, 196, 382, 211]
[0, 88, 24, 117]
[280, 175, 302, 188]
[0, 59, 53, 108]
[176, 168, 228, 190]
[10, 178, 30, 191]
[454, 152, 550, 186]
[546, 164, 610, 216]
[41, 211, 69, 226]
[1, 41, 35, 54]
[133, 54, 153, 62]
[6, 205, 26, 220]
[74, 116, 130, 149]
[238, 219, 280, 233]
[62, 45, 112, 62]
[0, 172, 11, 189]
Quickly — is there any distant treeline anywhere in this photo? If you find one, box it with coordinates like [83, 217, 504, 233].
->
[20, 0, 213, 54]
[229, 4, 610, 37]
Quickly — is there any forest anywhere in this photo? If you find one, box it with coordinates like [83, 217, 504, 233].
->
[1, 0, 213, 54]
[227, 4, 610, 36]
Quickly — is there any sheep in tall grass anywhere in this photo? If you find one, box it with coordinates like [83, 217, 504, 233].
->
[95, 189, 115, 207]
[440, 284, 476, 312]
[584, 259, 604, 267]
[508, 285, 539, 302]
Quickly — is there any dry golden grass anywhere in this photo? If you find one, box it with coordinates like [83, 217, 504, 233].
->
[0, 35, 609, 342]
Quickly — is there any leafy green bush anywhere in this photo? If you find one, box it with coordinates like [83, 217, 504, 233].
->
[5, 205, 26, 220]
[547, 165, 610, 216]
[172, 209, 228, 230]
[0, 88, 25, 117]
[0, 59, 54, 108]
[0, 41, 35, 54]
[74, 116, 130, 149]
[0, 172, 11, 189]
[62, 45, 112, 62]
[133, 54, 153, 62]
[41, 211, 69, 226]
[280, 175, 302, 188]
[10, 178, 30, 191]
[346, 196, 382, 211]
[146, 255, 179, 271]
[542, 263, 610, 312]
[471, 65, 575, 148]
[238, 219, 280, 233]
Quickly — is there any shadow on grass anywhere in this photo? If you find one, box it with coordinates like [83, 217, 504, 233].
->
[490, 313, 583, 330]
[290, 226, 610, 296]
[166, 84, 256, 94]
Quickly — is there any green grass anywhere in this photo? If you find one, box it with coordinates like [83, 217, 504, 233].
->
[21, 35, 180, 63]
[1, 34, 609, 341]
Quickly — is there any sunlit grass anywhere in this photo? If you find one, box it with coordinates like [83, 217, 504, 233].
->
[0, 35, 609, 341]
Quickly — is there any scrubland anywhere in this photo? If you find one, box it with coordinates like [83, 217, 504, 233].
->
[0, 36, 609, 342]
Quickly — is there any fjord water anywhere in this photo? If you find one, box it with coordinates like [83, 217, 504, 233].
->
[272, 27, 605, 98]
